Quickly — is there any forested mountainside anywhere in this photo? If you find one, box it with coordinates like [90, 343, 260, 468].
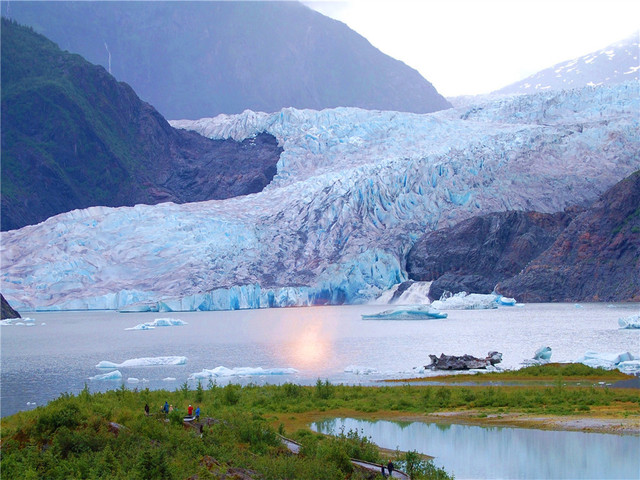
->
[1, 19, 282, 231]
[5, 1, 451, 119]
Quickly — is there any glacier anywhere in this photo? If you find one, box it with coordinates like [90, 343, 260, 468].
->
[1, 83, 638, 312]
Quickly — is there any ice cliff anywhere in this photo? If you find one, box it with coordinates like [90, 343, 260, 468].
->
[2, 83, 639, 311]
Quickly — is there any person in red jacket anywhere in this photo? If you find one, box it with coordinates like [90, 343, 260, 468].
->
[187, 404, 193, 416]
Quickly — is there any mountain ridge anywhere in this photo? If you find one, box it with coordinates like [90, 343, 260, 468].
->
[5, 1, 451, 119]
[493, 31, 639, 95]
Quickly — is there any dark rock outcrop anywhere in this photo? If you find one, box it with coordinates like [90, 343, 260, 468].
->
[406, 210, 573, 300]
[1, 19, 282, 231]
[497, 171, 640, 302]
[6, 1, 451, 119]
[1, 293, 21, 319]
[426, 351, 502, 370]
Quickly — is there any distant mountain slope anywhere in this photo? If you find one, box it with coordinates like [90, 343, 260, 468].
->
[0, 19, 282, 231]
[5, 1, 451, 119]
[494, 32, 639, 95]
[406, 210, 574, 300]
[497, 170, 640, 302]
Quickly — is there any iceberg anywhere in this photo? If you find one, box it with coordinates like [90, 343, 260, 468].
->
[125, 318, 187, 330]
[344, 365, 380, 375]
[362, 304, 447, 320]
[534, 346, 553, 361]
[577, 351, 638, 372]
[96, 356, 187, 368]
[188, 366, 298, 379]
[0, 317, 35, 326]
[431, 292, 500, 310]
[89, 370, 122, 381]
[2, 83, 638, 312]
[618, 313, 640, 329]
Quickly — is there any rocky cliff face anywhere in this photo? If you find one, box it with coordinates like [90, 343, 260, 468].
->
[497, 170, 640, 302]
[1, 19, 282, 231]
[406, 210, 574, 300]
[1, 294, 20, 319]
[6, 1, 451, 119]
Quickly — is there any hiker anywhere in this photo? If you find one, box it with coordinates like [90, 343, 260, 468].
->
[381, 463, 387, 477]
[387, 460, 394, 477]
[195, 406, 200, 421]
[144, 403, 149, 416]
[187, 404, 194, 416]
[163, 401, 169, 415]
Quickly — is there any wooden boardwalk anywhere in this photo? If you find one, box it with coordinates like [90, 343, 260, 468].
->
[277, 435, 410, 478]
[350, 458, 410, 479]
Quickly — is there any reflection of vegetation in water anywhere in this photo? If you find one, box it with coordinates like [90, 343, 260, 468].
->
[3, 366, 638, 479]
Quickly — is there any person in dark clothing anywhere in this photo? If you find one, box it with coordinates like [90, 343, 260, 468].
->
[387, 460, 394, 476]
[144, 403, 150, 416]
[381, 463, 387, 477]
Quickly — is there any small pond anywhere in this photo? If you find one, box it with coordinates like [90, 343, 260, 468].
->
[311, 418, 640, 479]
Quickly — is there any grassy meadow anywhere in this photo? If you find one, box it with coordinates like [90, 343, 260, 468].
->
[1, 364, 638, 479]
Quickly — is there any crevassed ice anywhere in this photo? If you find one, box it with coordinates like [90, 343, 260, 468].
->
[2, 83, 639, 312]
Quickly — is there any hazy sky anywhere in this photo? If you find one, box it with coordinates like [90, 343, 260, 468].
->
[304, 0, 640, 97]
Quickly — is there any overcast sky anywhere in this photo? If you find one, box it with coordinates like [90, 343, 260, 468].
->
[304, 0, 640, 97]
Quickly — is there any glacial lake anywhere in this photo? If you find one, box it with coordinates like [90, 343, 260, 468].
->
[312, 417, 640, 479]
[2, 302, 639, 419]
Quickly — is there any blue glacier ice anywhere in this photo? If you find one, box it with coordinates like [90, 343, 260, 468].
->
[1, 83, 638, 311]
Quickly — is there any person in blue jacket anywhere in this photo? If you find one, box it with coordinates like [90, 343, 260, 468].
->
[195, 406, 200, 421]
[163, 401, 169, 415]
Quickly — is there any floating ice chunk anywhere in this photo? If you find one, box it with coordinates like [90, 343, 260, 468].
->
[497, 295, 517, 306]
[431, 292, 499, 310]
[618, 313, 640, 329]
[617, 360, 640, 376]
[127, 377, 140, 383]
[125, 318, 187, 330]
[90, 370, 122, 381]
[574, 304, 584, 308]
[362, 304, 447, 320]
[188, 366, 298, 379]
[534, 346, 552, 361]
[96, 356, 187, 368]
[1, 317, 36, 326]
[344, 365, 379, 375]
[577, 351, 637, 371]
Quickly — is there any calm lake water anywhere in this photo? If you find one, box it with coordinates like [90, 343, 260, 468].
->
[2, 302, 639, 418]
[312, 417, 640, 480]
